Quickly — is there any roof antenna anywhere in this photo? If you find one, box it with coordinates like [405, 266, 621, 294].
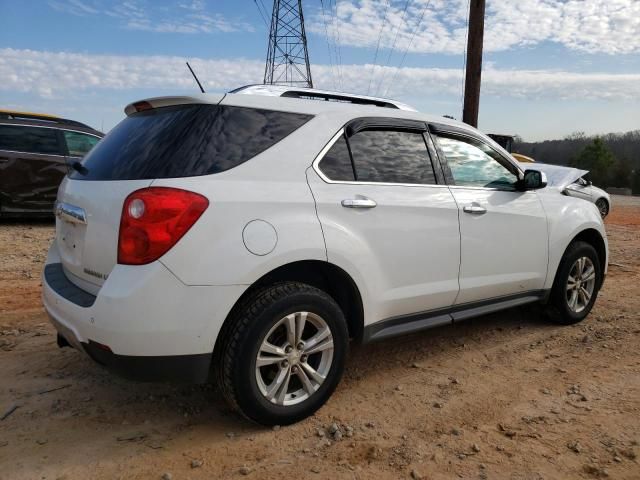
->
[186, 62, 205, 93]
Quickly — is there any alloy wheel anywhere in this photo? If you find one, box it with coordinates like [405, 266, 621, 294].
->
[255, 311, 334, 406]
[566, 256, 596, 313]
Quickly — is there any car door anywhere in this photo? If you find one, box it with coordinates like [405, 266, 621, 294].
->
[307, 117, 461, 327]
[430, 125, 549, 305]
[0, 124, 67, 214]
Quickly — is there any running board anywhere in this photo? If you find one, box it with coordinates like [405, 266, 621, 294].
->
[362, 291, 547, 343]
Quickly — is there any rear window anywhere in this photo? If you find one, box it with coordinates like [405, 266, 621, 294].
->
[71, 104, 312, 180]
[0, 124, 62, 155]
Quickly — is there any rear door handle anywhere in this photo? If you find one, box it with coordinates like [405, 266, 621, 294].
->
[463, 204, 487, 214]
[0, 157, 9, 164]
[341, 197, 377, 209]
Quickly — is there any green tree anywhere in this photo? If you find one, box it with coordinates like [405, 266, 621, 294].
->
[632, 170, 640, 195]
[570, 138, 616, 188]
[609, 158, 633, 189]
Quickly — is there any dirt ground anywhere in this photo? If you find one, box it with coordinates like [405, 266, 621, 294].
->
[1, 196, 638, 480]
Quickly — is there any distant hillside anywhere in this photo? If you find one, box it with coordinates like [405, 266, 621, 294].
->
[514, 130, 640, 168]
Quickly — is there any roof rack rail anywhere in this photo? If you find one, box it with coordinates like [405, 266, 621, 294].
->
[0, 110, 95, 130]
[228, 85, 417, 111]
[280, 90, 399, 109]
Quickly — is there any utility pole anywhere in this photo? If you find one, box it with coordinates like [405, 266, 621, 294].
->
[264, 0, 313, 88]
[462, 0, 485, 127]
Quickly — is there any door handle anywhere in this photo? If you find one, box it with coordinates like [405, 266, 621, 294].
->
[463, 204, 487, 214]
[0, 157, 9, 164]
[341, 197, 377, 209]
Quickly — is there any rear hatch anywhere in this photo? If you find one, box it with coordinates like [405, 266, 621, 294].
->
[54, 95, 312, 292]
[55, 178, 152, 294]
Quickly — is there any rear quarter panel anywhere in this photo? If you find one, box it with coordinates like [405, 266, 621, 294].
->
[153, 115, 341, 286]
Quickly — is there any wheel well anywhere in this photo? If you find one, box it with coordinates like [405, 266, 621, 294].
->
[571, 228, 607, 284]
[223, 261, 364, 342]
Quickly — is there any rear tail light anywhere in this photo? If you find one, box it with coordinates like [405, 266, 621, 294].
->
[118, 187, 209, 265]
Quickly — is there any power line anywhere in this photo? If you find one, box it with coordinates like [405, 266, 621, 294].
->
[319, 0, 338, 90]
[382, 0, 432, 98]
[331, 0, 344, 90]
[254, 0, 269, 26]
[367, 0, 391, 95]
[374, 0, 411, 96]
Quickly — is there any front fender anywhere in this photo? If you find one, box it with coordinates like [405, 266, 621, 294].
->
[539, 191, 608, 290]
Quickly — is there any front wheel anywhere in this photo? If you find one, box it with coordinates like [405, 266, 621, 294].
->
[216, 282, 348, 425]
[547, 241, 602, 325]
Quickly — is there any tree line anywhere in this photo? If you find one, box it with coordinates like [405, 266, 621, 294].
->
[514, 130, 640, 193]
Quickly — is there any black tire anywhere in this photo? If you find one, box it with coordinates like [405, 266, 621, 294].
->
[216, 281, 349, 426]
[595, 198, 609, 218]
[546, 241, 602, 325]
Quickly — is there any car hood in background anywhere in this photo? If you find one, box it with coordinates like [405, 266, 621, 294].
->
[518, 162, 588, 189]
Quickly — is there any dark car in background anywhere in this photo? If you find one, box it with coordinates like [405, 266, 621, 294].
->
[0, 110, 103, 217]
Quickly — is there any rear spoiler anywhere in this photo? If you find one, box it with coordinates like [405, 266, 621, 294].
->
[124, 94, 225, 116]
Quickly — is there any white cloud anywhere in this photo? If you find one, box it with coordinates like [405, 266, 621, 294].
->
[1, 48, 639, 104]
[48, 0, 100, 16]
[309, 0, 640, 55]
[48, 0, 254, 34]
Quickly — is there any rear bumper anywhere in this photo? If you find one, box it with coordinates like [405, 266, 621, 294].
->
[83, 339, 212, 383]
[42, 241, 246, 382]
[54, 330, 212, 382]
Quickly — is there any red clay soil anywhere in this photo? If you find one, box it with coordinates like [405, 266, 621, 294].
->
[1, 197, 638, 480]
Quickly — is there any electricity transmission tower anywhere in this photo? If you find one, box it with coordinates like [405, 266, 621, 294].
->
[264, 0, 313, 87]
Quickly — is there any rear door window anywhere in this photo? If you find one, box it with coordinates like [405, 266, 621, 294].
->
[0, 125, 62, 155]
[348, 129, 436, 184]
[71, 104, 312, 180]
[63, 131, 100, 156]
[317, 135, 355, 181]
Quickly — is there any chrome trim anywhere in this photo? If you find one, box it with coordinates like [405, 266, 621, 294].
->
[463, 204, 487, 214]
[54, 202, 87, 225]
[448, 185, 532, 193]
[0, 149, 67, 158]
[311, 128, 450, 189]
[341, 197, 377, 208]
[0, 122, 101, 138]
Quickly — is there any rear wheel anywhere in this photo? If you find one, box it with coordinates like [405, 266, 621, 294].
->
[595, 198, 609, 218]
[547, 241, 602, 325]
[216, 282, 348, 425]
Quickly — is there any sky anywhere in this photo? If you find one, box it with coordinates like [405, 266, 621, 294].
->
[0, 0, 638, 141]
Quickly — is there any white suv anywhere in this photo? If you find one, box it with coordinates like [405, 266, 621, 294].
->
[43, 91, 607, 425]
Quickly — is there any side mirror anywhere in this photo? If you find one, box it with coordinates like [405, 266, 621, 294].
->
[522, 169, 547, 190]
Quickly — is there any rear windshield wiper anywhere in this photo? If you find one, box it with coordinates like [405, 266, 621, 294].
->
[66, 159, 89, 176]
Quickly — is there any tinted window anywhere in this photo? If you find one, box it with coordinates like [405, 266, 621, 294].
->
[318, 135, 355, 181]
[0, 125, 61, 155]
[436, 135, 517, 189]
[348, 130, 436, 184]
[71, 104, 312, 180]
[64, 131, 100, 156]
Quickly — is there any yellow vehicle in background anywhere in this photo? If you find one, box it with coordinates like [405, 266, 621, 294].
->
[511, 152, 535, 163]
